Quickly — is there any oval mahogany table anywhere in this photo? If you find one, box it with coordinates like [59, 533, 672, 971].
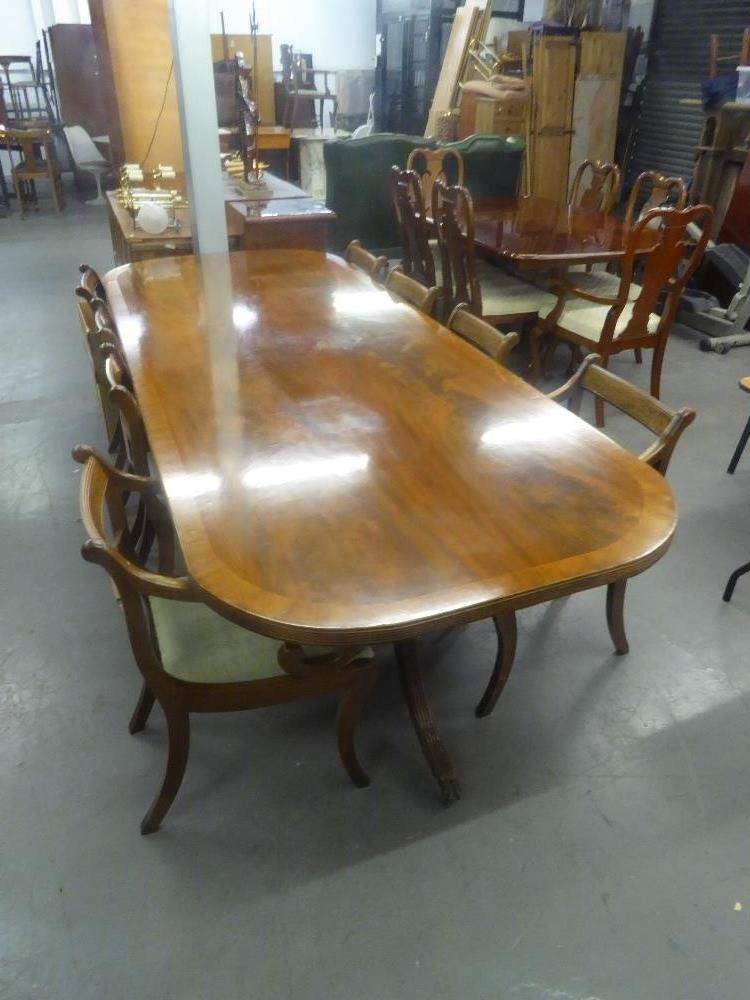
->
[473, 195, 659, 268]
[104, 250, 677, 803]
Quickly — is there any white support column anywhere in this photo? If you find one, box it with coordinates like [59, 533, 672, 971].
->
[168, 0, 228, 255]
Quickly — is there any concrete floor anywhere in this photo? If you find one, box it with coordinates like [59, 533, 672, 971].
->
[3, 191, 750, 1000]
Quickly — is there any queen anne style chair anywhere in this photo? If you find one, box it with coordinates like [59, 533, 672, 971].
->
[391, 166, 438, 290]
[446, 305, 519, 366]
[406, 147, 464, 210]
[280, 44, 337, 129]
[431, 178, 558, 325]
[530, 203, 713, 426]
[344, 239, 389, 286]
[475, 354, 696, 719]
[569, 159, 622, 214]
[74, 446, 378, 834]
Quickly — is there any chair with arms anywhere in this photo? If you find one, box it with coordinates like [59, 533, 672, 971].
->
[280, 44, 337, 130]
[446, 304, 519, 367]
[530, 203, 713, 426]
[431, 178, 557, 325]
[344, 239, 389, 286]
[74, 445, 378, 834]
[569, 160, 622, 214]
[475, 354, 696, 719]
[625, 171, 687, 228]
[406, 147, 464, 211]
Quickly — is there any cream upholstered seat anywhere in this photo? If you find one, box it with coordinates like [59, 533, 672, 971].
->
[151, 598, 372, 685]
[551, 296, 660, 343]
[479, 263, 558, 322]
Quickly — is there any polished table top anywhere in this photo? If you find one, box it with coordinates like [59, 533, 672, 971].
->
[473, 195, 659, 267]
[104, 250, 676, 644]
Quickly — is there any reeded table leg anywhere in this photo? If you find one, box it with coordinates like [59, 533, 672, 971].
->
[395, 640, 461, 805]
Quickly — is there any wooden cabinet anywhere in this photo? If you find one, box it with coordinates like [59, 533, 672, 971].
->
[529, 33, 577, 202]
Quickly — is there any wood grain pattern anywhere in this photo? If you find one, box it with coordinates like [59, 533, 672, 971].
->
[103, 249, 677, 645]
[472, 195, 657, 268]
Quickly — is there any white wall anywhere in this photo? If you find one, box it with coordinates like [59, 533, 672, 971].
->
[209, 0, 377, 70]
[0, 0, 89, 56]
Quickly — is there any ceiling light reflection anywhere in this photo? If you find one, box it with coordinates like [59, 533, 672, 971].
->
[242, 452, 370, 490]
[481, 414, 568, 450]
[332, 290, 405, 316]
[163, 472, 222, 500]
[117, 315, 145, 350]
[232, 303, 258, 331]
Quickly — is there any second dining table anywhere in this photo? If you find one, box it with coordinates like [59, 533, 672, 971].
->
[472, 194, 659, 269]
[104, 249, 677, 803]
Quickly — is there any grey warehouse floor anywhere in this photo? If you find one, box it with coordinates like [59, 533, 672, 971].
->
[4, 189, 750, 1000]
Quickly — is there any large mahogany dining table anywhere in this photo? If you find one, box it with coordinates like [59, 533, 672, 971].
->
[104, 249, 677, 803]
[472, 194, 659, 269]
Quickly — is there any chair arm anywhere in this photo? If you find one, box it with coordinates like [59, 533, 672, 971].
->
[546, 354, 602, 404]
[556, 277, 622, 307]
[72, 444, 162, 494]
[638, 408, 696, 475]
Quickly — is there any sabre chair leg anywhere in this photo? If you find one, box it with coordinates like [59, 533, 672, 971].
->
[606, 579, 630, 655]
[395, 640, 461, 805]
[128, 681, 155, 734]
[727, 416, 750, 474]
[140, 705, 190, 835]
[336, 668, 378, 788]
[723, 560, 750, 602]
[476, 612, 518, 718]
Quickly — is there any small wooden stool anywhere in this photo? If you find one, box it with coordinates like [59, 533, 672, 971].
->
[727, 377, 750, 474]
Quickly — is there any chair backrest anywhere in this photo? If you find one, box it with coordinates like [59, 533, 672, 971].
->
[585, 203, 713, 350]
[431, 178, 482, 319]
[2, 126, 53, 162]
[63, 125, 108, 167]
[622, 203, 712, 342]
[406, 147, 464, 210]
[384, 268, 438, 315]
[625, 171, 687, 228]
[569, 160, 622, 214]
[344, 239, 388, 286]
[391, 166, 436, 288]
[104, 350, 149, 476]
[556, 355, 696, 476]
[74, 445, 190, 690]
[76, 263, 106, 307]
[446, 305, 519, 366]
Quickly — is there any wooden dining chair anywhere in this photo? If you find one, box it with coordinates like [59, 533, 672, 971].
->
[391, 166, 437, 289]
[75, 271, 124, 456]
[73, 445, 378, 834]
[531, 203, 713, 426]
[446, 304, 519, 367]
[345, 239, 389, 287]
[625, 171, 687, 229]
[475, 354, 696, 719]
[569, 160, 622, 215]
[2, 126, 64, 216]
[406, 146, 464, 211]
[385, 267, 438, 315]
[431, 178, 557, 325]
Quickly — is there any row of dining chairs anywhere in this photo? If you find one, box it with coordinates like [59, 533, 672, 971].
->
[387, 148, 712, 427]
[341, 239, 697, 718]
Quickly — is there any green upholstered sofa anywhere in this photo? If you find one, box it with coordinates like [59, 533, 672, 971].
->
[324, 132, 525, 254]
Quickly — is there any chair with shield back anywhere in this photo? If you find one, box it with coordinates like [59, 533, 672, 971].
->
[431, 178, 557, 326]
[530, 203, 713, 426]
[74, 446, 379, 834]
[406, 146, 464, 214]
[569, 159, 622, 214]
